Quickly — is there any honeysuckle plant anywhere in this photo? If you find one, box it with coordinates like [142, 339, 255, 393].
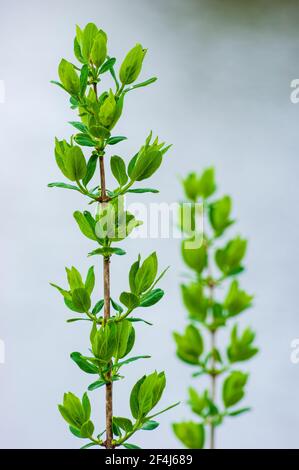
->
[49, 23, 178, 449]
[172, 168, 258, 449]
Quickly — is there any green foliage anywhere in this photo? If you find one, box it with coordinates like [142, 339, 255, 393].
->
[58, 392, 94, 438]
[130, 371, 166, 419]
[119, 43, 146, 85]
[173, 167, 257, 449]
[182, 168, 216, 202]
[227, 325, 258, 363]
[222, 371, 248, 408]
[49, 23, 176, 449]
[172, 422, 205, 449]
[173, 325, 203, 365]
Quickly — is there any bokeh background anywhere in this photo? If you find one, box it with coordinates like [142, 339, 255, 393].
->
[1, 0, 299, 448]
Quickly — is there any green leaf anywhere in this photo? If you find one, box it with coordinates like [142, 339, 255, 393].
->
[209, 195, 234, 236]
[130, 375, 146, 419]
[173, 325, 203, 365]
[74, 133, 96, 147]
[65, 146, 87, 181]
[120, 292, 139, 310]
[88, 375, 121, 391]
[125, 77, 157, 92]
[99, 90, 116, 128]
[69, 426, 82, 438]
[141, 420, 159, 430]
[215, 237, 247, 276]
[113, 320, 135, 360]
[116, 355, 150, 369]
[72, 288, 91, 313]
[48, 182, 81, 192]
[90, 30, 107, 68]
[172, 422, 205, 449]
[110, 155, 128, 186]
[92, 299, 104, 315]
[82, 154, 98, 187]
[131, 149, 162, 182]
[182, 173, 200, 201]
[181, 238, 207, 274]
[65, 266, 84, 291]
[70, 352, 98, 374]
[107, 136, 127, 145]
[198, 167, 216, 198]
[81, 23, 98, 61]
[123, 443, 141, 449]
[222, 371, 248, 408]
[128, 317, 153, 326]
[85, 266, 95, 295]
[147, 401, 180, 420]
[119, 43, 146, 85]
[135, 252, 158, 294]
[224, 280, 253, 317]
[58, 59, 80, 95]
[89, 124, 111, 139]
[113, 417, 133, 433]
[181, 283, 208, 322]
[50, 80, 66, 91]
[187, 387, 206, 416]
[228, 407, 251, 417]
[227, 324, 258, 363]
[110, 298, 124, 313]
[137, 371, 166, 418]
[129, 256, 140, 294]
[66, 318, 91, 323]
[88, 379, 106, 391]
[99, 57, 116, 74]
[50, 283, 71, 301]
[74, 211, 98, 241]
[127, 188, 159, 194]
[127, 153, 138, 178]
[88, 247, 126, 257]
[80, 442, 98, 449]
[79, 64, 89, 96]
[91, 322, 117, 364]
[69, 121, 87, 133]
[140, 289, 164, 307]
[80, 420, 94, 438]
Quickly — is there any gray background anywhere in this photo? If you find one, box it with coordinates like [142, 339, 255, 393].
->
[0, 0, 299, 448]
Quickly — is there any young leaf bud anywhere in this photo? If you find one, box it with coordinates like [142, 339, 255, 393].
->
[119, 44, 147, 85]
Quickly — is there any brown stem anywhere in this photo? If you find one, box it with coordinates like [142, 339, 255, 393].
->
[103, 255, 113, 448]
[97, 123, 113, 448]
[99, 155, 106, 200]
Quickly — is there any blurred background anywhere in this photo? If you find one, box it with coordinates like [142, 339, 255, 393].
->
[1, 0, 299, 448]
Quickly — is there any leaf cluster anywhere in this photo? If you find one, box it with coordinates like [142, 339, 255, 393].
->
[173, 168, 258, 449]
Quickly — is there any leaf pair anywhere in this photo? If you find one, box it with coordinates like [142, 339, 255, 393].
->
[51, 266, 95, 314]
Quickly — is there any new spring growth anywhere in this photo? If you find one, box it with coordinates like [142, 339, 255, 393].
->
[48, 22, 178, 449]
[172, 168, 258, 449]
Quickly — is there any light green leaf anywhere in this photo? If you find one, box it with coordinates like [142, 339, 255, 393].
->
[47, 182, 81, 192]
[110, 155, 128, 186]
[172, 422, 205, 449]
[72, 288, 91, 313]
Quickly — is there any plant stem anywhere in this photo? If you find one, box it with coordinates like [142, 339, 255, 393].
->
[103, 253, 113, 448]
[206, 228, 216, 450]
[95, 83, 113, 447]
[210, 329, 216, 450]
